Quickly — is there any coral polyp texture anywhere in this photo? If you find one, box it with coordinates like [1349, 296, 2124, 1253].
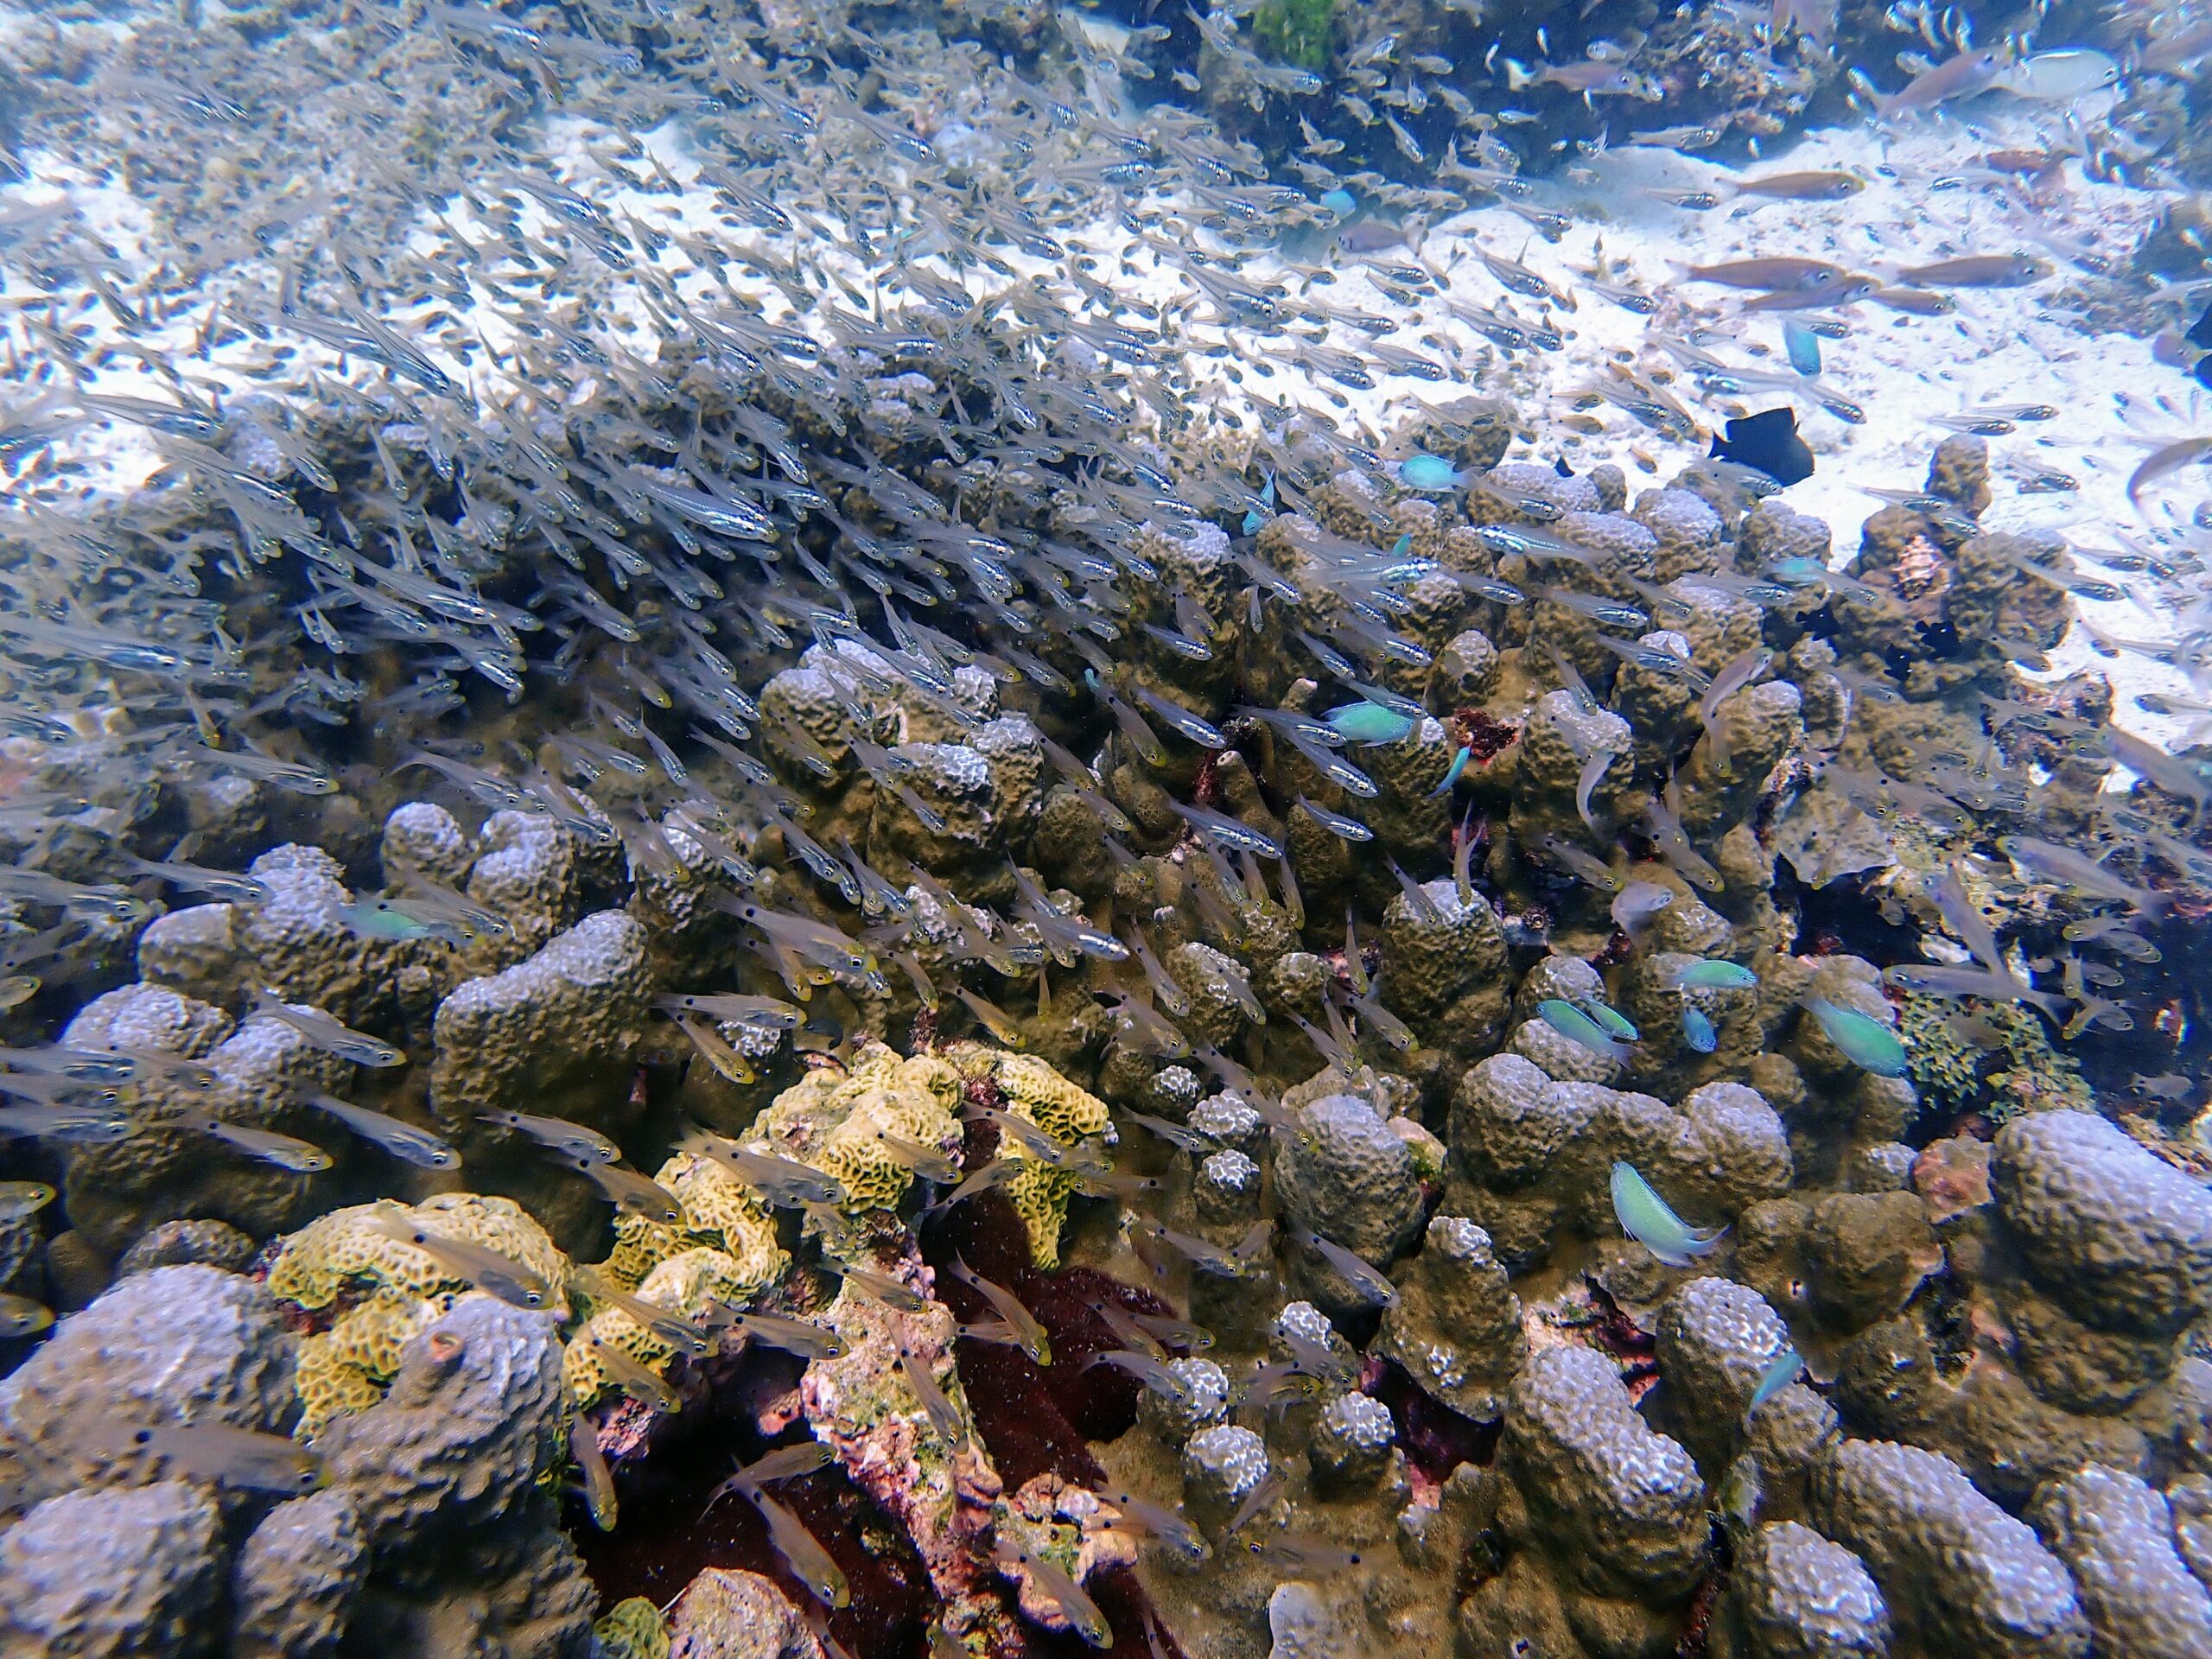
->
[3, 0, 2212, 1653]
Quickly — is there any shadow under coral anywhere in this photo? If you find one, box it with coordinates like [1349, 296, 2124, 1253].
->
[572, 1182, 1192, 1658]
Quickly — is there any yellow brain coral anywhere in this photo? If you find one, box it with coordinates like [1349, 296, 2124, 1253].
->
[747, 1045, 963, 1213]
[593, 1597, 669, 1659]
[567, 1148, 791, 1408]
[265, 1193, 569, 1434]
[601, 1148, 787, 1292]
[563, 1244, 763, 1407]
[944, 1044, 1112, 1268]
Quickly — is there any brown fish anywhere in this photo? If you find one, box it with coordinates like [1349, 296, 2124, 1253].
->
[1872, 46, 2009, 118]
[2126, 436, 2212, 513]
[1735, 171, 1865, 200]
[1894, 254, 2051, 289]
[1871, 287, 1958, 315]
[1683, 257, 1847, 290]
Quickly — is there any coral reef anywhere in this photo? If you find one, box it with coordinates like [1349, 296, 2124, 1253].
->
[0, 5, 2207, 1656]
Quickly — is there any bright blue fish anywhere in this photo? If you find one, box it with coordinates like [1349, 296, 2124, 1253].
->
[1325, 702, 1414, 745]
[1681, 1004, 1718, 1052]
[1397, 454, 1469, 491]
[1748, 1348, 1803, 1414]
[1576, 997, 1639, 1042]
[1427, 745, 1471, 798]
[1799, 996, 1908, 1077]
[1675, 959, 1758, 991]
[1242, 469, 1276, 536]
[1783, 320, 1821, 376]
[1537, 1000, 1631, 1064]
[1609, 1162, 1726, 1267]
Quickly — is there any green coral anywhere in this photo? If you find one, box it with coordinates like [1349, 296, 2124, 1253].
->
[1900, 995, 1981, 1112]
[1984, 1001, 2094, 1120]
[1898, 993, 2093, 1125]
[1252, 0, 1335, 73]
[593, 1597, 669, 1659]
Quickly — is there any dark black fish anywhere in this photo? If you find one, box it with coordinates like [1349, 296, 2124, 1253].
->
[1710, 408, 1814, 486]
[2188, 299, 2212, 351]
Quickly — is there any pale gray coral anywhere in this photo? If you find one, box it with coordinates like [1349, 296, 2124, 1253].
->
[381, 801, 471, 887]
[136, 903, 242, 1004]
[1273, 1093, 1424, 1263]
[1738, 498, 1833, 574]
[1266, 1581, 1347, 1659]
[231, 1488, 369, 1659]
[1452, 1053, 1589, 1186]
[2031, 1464, 2212, 1659]
[1447, 1061, 1789, 1270]
[1634, 487, 1726, 581]
[62, 993, 353, 1255]
[429, 910, 651, 1248]
[467, 810, 594, 961]
[1309, 1392, 1397, 1493]
[1169, 940, 1262, 1046]
[0, 1480, 226, 1658]
[1653, 1275, 1794, 1472]
[666, 1567, 827, 1659]
[1556, 509, 1660, 585]
[0, 1265, 296, 1504]
[759, 665, 863, 774]
[1499, 1344, 1710, 1601]
[114, 1218, 257, 1276]
[1659, 579, 1767, 673]
[1798, 1192, 1945, 1331]
[1182, 1422, 1270, 1530]
[1994, 1109, 2212, 1338]
[1189, 1093, 1266, 1159]
[1808, 1439, 2088, 1658]
[1490, 461, 1603, 517]
[1138, 1357, 1231, 1444]
[1433, 626, 1499, 705]
[321, 1297, 592, 1654]
[1194, 1147, 1262, 1226]
[1717, 1520, 1891, 1659]
[233, 844, 410, 1024]
[2172, 1474, 2212, 1587]
[1372, 1215, 1524, 1421]
[1376, 877, 1510, 1053]
[1512, 691, 1637, 848]
[63, 979, 232, 1058]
